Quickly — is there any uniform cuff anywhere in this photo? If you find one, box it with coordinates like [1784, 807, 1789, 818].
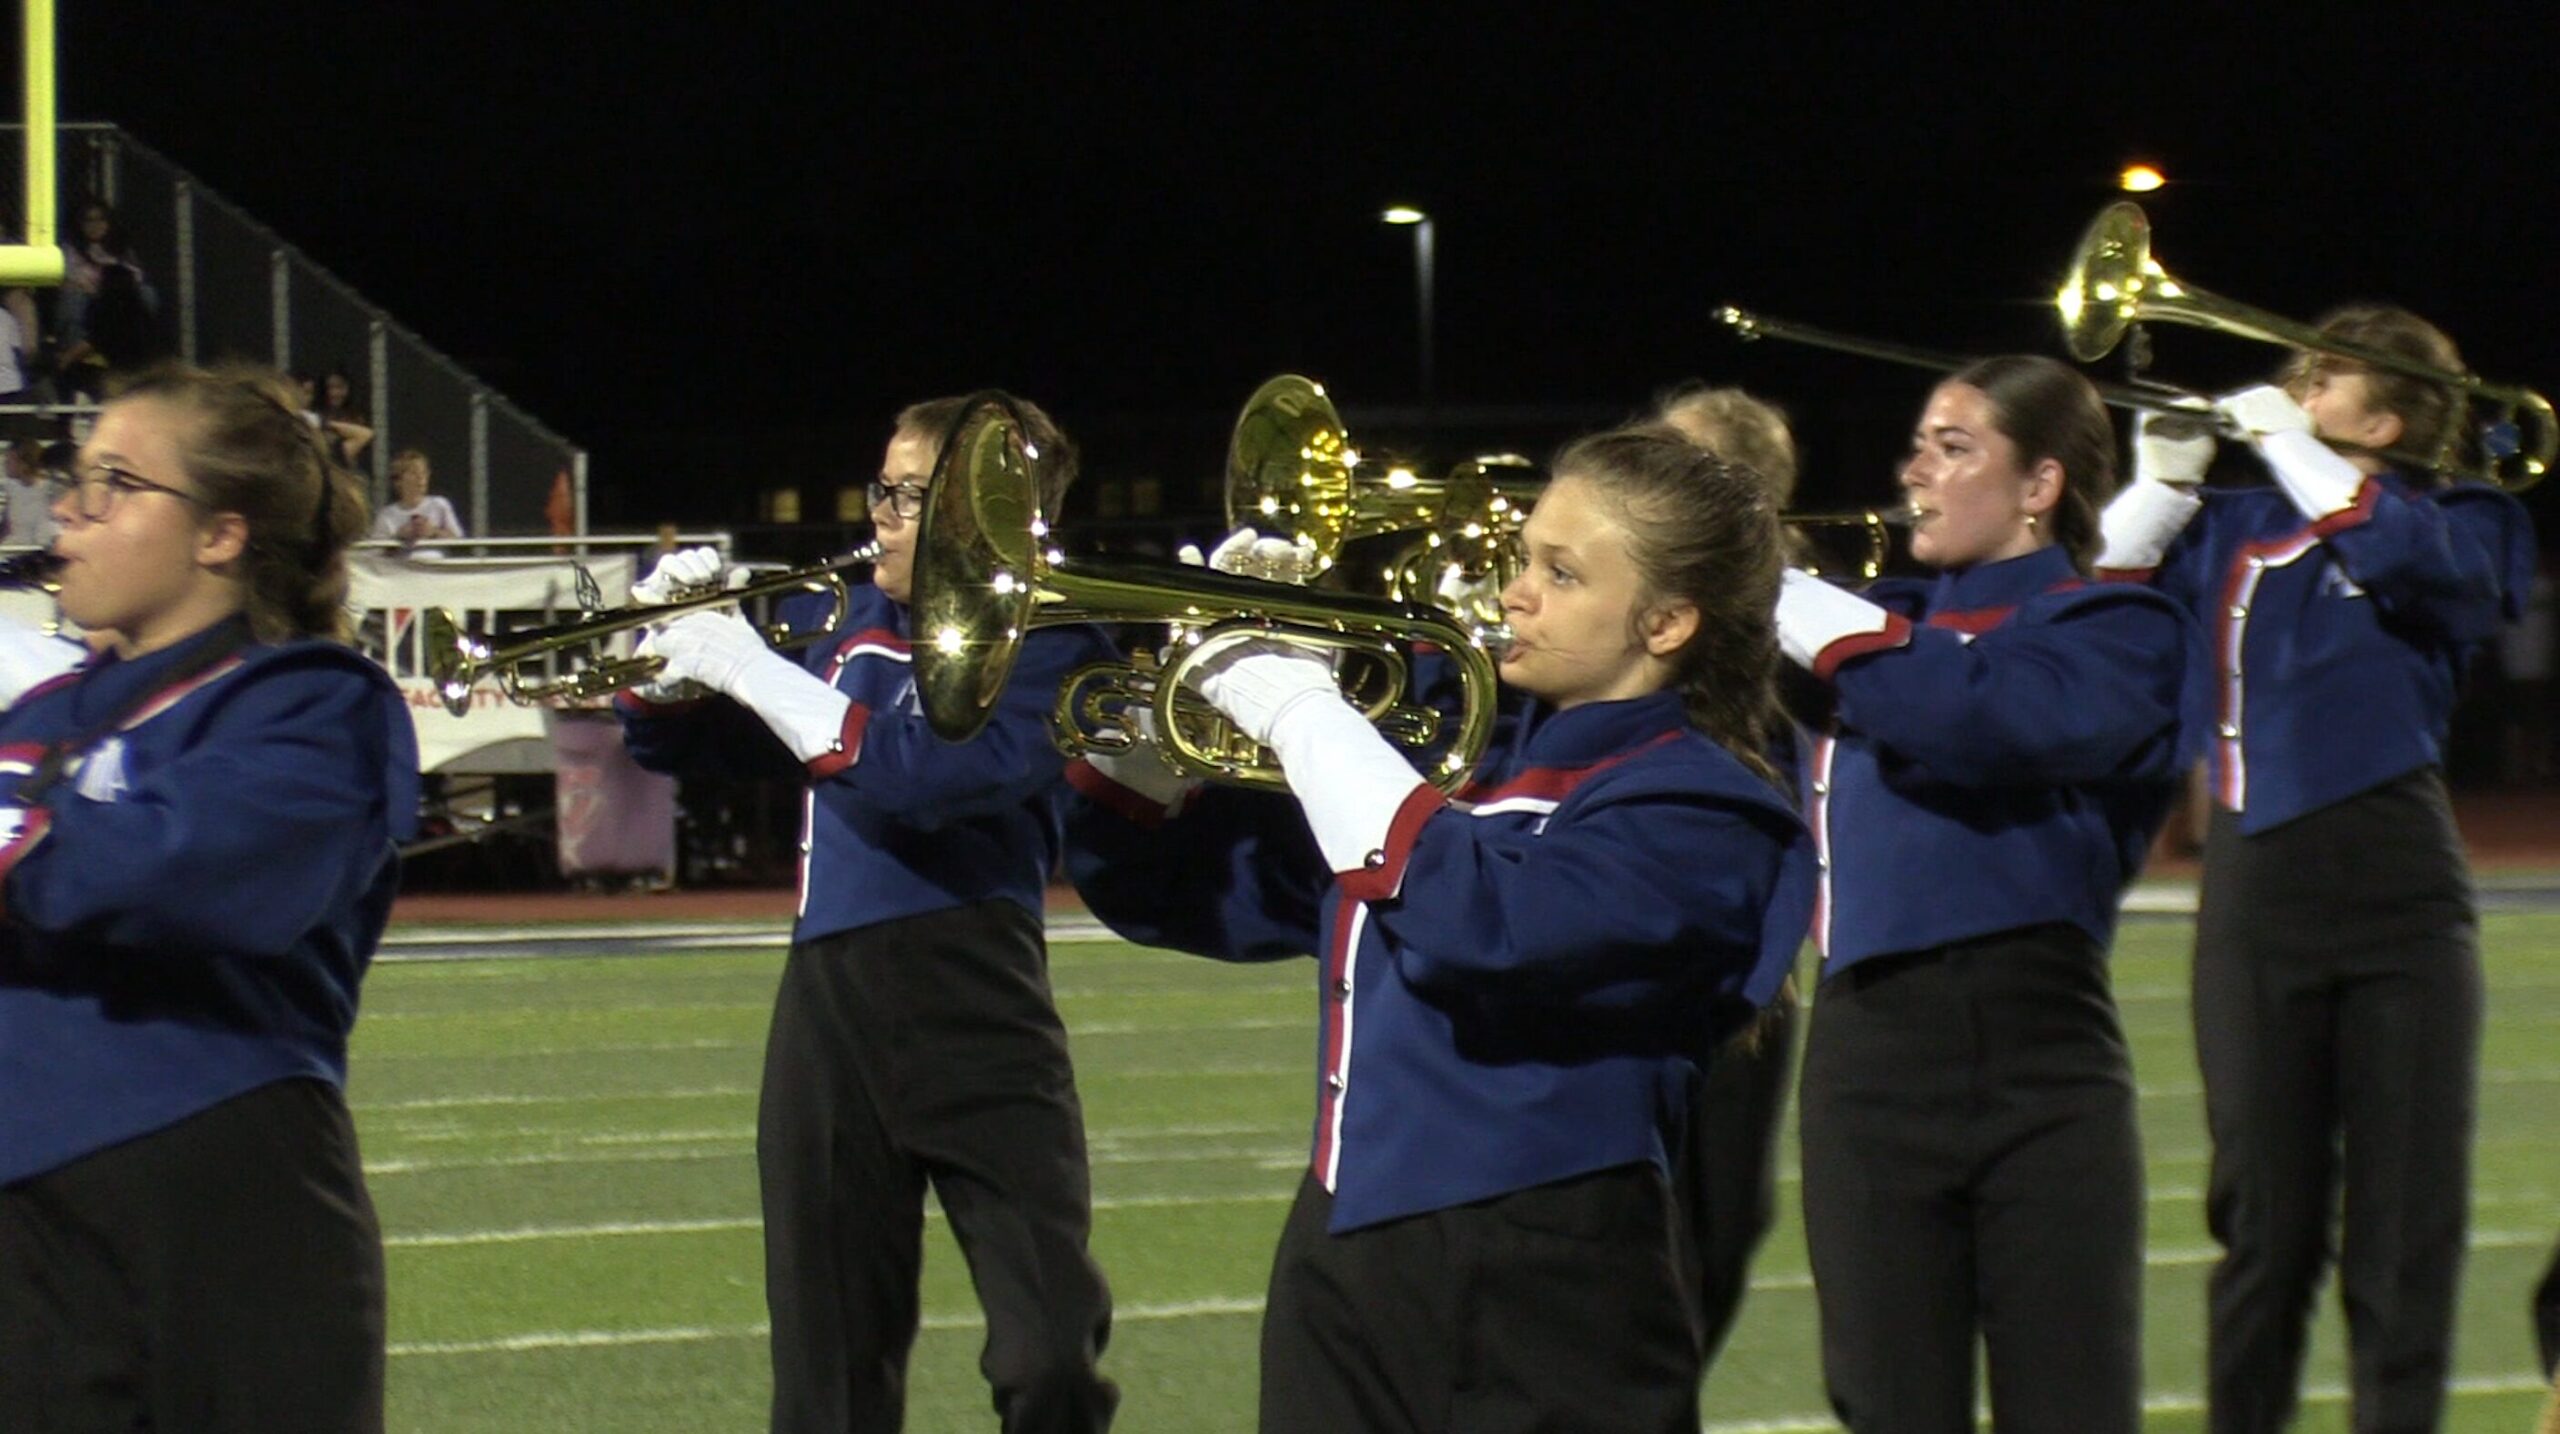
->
[1777, 569, 1910, 680]
[2260, 429, 2369, 520]
[2096, 476, 2203, 573]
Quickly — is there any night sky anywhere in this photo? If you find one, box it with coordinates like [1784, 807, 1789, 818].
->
[39, 3, 2560, 535]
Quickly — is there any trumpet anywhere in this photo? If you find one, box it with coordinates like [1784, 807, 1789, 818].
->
[909, 393, 1501, 793]
[2058, 200, 2552, 490]
[423, 544, 879, 715]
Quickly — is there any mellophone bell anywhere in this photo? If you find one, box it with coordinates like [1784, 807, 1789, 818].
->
[905, 391, 1507, 793]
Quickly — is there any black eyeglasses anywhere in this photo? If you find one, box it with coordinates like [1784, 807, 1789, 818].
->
[49, 464, 216, 522]
[865, 478, 929, 520]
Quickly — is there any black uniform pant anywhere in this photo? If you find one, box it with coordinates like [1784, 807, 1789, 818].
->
[1259, 1165, 1699, 1434]
[1800, 925, 2143, 1434]
[1669, 992, 1798, 1368]
[759, 902, 1117, 1434]
[2538, 1233, 2560, 1379]
[2195, 772, 2479, 1434]
[0, 1077, 386, 1433]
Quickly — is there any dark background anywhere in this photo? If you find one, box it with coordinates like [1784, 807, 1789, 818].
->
[35, 3, 2560, 539]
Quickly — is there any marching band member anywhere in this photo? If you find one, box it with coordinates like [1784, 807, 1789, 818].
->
[1067, 426, 1815, 1433]
[0, 362, 413, 1431]
[618, 395, 1119, 1434]
[2097, 305, 2534, 1434]
[1653, 381, 1805, 1368]
[1781, 355, 2198, 1434]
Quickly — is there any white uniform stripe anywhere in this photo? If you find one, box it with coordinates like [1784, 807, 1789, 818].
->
[1319, 900, 1366, 1193]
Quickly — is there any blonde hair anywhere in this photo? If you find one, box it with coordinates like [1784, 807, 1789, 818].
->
[1654, 383, 1800, 506]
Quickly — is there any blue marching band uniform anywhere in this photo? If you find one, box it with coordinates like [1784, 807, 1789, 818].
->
[618, 581, 1123, 1432]
[2102, 456, 2534, 1433]
[1067, 685, 1815, 1427]
[15, 454, 2527, 1429]
[1785, 544, 2202, 1433]
[0, 623, 417, 1426]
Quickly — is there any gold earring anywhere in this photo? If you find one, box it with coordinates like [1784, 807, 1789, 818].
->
[2024, 513, 2040, 528]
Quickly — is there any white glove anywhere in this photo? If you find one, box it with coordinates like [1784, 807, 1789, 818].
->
[1079, 703, 1201, 809]
[2134, 403, 2216, 488]
[2096, 473, 2204, 572]
[2218, 385, 2364, 518]
[1261, 674, 1435, 880]
[2215, 384, 2314, 441]
[631, 546, 729, 607]
[642, 610, 855, 765]
[1774, 568, 1905, 675]
[1187, 637, 1340, 746]
[1206, 527, 1324, 585]
[1189, 639, 1438, 880]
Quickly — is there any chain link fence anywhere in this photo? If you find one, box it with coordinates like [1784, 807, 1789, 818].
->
[1, 123, 585, 536]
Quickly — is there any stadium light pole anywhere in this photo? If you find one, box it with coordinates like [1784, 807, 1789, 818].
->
[1382, 206, 1435, 421]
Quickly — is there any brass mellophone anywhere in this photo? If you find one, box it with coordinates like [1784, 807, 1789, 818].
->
[908, 393, 1504, 794]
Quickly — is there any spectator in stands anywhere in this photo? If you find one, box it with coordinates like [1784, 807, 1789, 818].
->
[0, 290, 29, 407]
[370, 448, 463, 554]
[3, 439, 56, 549]
[315, 368, 375, 468]
[53, 200, 160, 401]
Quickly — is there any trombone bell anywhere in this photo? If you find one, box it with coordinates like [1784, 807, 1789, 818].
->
[2058, 201, 2553, 490]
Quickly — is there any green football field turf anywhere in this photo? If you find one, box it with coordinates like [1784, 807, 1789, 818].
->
[354, 910, 2560, 1432]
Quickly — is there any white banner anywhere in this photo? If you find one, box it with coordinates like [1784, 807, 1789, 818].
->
[356, 552, 639, 774]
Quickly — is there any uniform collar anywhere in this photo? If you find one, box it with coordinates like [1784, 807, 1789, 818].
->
[1507, 688, 1689, 769]
[69, 618, 247, 712]
[1927, 544, 2082, 613]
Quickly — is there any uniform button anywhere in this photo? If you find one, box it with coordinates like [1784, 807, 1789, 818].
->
[1817, 857, 1831, 871]
[1362, 849, 1387, 869]
[1331, 979, 1351, 1000]
[797, 841, 812, 855]
[1811, 780, 1829, 795]
[2227, 605, 2247, 619]
[1324, 1073, 1346, 1092]
[2218, 723, 2239, 738]
[2247, 556, 2266, 570]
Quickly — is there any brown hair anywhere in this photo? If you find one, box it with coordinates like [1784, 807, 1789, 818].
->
[895, 392, 1080, 513]
[1653, 383, 1800, 506]
[109, 361, 369, 642]
[1944, 355, 2116, 573]
[2281, 304, 2465, 479]
[1549, 424, 1785, 787]
[388, 447, 430, 481]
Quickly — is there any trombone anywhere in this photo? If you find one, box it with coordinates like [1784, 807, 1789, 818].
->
[422, 544, 879, 715]
[2057, 200, 2552, 490]
[908, 393, 1502, 794]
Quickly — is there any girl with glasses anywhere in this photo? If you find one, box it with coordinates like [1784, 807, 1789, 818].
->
[619, 394, 1121, 1434]
[0, 361, 414, 1431]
